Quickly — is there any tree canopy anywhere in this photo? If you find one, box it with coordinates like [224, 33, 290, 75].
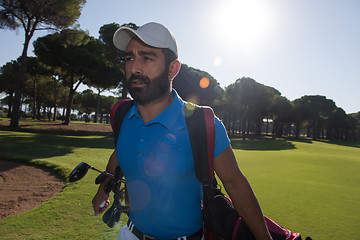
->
[0, 59, 19, 117]
[0, 0, 86, 127]
[173, 64, 223, 105]
[98, 22, 138, 98]
[34, 29, 101, 124]
[0, 17, 358, 140]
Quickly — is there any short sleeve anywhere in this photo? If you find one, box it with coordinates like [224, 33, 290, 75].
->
[213, 116, 231, 158]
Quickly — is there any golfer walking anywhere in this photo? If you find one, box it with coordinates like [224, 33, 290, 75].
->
[92, 22, 272, 240]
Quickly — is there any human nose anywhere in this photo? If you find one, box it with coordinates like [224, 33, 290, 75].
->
[127, 57, 143, 76]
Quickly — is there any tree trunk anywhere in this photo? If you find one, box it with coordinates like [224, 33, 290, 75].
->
[64, 74, 75, 125]
[307, 126, 311, 138]
[53, 77, 58, 121]
[42, 105, 46, 119]
[10, 53, 28, 127]
[32, 78, 37, 119]
[295, 122, 301, 139]
[313, 117, 318, 140]
[94, 88, 101, 123]
[64, 75, 83, 125]
[48, 107, 52, 121]
[10, 22, 37, 127]
[64, 87, 75, 125]
[7, 93, 14, 118]
[255, 117, 262, 136]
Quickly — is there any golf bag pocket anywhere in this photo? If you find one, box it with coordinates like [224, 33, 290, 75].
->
[202, 183, 305, 240]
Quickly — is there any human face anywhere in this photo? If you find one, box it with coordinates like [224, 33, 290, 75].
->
[124, 38, 171, 105]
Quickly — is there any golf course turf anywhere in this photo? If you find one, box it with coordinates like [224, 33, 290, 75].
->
[0, 122, 359, 239]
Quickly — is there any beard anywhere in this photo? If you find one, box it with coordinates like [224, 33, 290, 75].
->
[126, 67, 171, 105]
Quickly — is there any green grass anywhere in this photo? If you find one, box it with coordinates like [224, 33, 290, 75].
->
[0, 130, 359, 239]
[229, 138, 360, 240]
[0, 131, 125, 239]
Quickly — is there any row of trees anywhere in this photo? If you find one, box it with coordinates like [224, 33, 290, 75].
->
[0, 25, 222, 122]
[73, 89, 117, 123]
[0, 58, 117, 124]
[214, 77, 359, 141]
[0, 18, 132, 124]
[1, 1, 359, 140]
[2, 53, 359, 141]
[0, 0, 87, 127]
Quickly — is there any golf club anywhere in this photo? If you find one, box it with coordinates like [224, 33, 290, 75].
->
[69, 161, 116, 182]
[69, 162, 129, 228]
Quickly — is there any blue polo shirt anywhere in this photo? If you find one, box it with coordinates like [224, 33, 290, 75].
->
[116, 90, 230, 239]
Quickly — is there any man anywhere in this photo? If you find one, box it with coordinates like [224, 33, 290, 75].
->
[92, 22, 272, 240]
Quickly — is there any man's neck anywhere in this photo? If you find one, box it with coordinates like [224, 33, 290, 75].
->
[137, 91, 174, 123]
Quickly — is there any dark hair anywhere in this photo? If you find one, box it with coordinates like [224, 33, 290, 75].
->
[162, 48, 177, 67]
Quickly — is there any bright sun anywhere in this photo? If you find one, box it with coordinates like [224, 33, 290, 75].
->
[210, 0, 275, 52]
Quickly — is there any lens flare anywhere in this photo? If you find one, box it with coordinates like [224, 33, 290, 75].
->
[186, 96, 199, 105]
[199, 77, 210, 89]
[213, 56, 222, 67]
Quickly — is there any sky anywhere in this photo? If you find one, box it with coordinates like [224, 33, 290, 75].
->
[0, 0, 359, 114]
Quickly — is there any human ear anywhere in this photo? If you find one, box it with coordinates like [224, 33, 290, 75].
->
[168, 60, 181, 80]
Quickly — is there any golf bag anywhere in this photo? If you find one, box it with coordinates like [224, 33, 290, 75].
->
[110, 100, 309, 240]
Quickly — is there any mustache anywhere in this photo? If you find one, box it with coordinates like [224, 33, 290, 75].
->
[128, 74, 150, 84]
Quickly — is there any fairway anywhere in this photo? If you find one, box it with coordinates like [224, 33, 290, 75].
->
[230, 138, 360, 240]
[0, 130, 359, 239]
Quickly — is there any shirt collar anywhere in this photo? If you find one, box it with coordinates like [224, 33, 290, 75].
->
[126, 89, 186, 130]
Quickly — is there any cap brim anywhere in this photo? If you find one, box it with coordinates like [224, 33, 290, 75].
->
[113, 27, 175, 53]
[113, 27, 136, 52]
[113, 23, 178, 57]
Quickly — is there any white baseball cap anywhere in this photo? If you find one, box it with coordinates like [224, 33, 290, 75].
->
[113, 22, 178, 58]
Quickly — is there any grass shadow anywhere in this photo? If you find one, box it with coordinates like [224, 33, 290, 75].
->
[285, 137, 313, 144]
[0, 131, 114, 161]
[285, 137, 359, 148]
[0, 124, 112, 137]
[231, 137, 296, 150]
[318, 139, 360, 148]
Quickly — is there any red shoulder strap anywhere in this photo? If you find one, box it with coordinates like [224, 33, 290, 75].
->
[185, 103, 215, 184]
[110, 99, 131, 131]
[202, 107, 215, 180]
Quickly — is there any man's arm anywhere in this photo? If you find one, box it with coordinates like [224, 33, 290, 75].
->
[214, 146, 272, 240]
[92, 150, 119, 216]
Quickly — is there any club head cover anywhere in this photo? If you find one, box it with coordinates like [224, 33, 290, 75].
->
[102, 204, 116, 228]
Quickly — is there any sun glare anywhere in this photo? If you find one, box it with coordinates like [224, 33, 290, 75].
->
[199, 77, 210, 88]
[210, 0, 275, 51]
[213, 56, 222, 67]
